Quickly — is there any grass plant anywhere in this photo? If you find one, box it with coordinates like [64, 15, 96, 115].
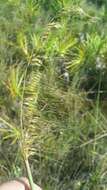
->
[0, 0, 107, 190]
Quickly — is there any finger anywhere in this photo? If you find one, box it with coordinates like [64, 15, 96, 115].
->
[0, 180, 25, 190]
[20, 177, 42, 190]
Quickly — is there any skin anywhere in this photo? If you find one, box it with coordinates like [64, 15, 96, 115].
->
[0, 177, 42, 190]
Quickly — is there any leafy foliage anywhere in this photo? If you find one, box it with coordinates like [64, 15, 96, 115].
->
[0, 0, 107, 190]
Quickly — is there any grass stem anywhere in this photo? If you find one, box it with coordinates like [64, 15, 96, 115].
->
[25, 159, 35, 190]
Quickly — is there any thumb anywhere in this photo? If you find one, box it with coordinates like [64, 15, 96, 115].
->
[20, 177, 42, 190]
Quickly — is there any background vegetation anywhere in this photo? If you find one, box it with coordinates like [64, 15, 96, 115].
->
[0, 0, 107, 189]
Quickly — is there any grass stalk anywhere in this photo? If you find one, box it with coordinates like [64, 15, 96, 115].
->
[25, 159, 35, 190]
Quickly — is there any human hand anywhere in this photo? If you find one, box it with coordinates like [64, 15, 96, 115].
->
[0, 177, 42, 190]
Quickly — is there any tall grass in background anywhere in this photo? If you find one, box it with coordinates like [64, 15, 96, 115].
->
[0, 0, 107, 189]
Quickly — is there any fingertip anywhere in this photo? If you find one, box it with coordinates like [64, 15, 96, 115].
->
[19, 177, 42, 190]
